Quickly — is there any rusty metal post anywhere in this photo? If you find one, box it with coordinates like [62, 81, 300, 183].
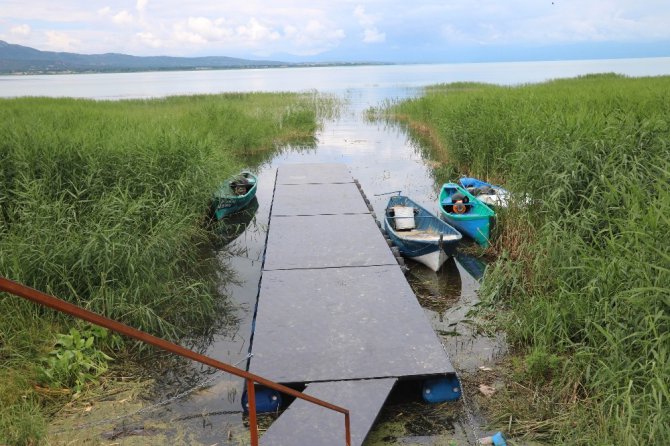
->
[247, 378, 259, 446]
[344, 411, 352, 446]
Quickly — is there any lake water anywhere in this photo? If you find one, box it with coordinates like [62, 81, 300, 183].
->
[1, 57, 669, 99]
[37, 58, 669, 445]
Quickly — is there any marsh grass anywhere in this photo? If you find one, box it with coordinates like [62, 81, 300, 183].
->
[383, 74, 670, 444]
[0, 92, 332, 444]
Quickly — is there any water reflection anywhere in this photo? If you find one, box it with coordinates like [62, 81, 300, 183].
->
[429, 260, 508, 374]
[407, 257, 462, 315]
[209, 197, 260, 249]
[455, 252, 488, 282]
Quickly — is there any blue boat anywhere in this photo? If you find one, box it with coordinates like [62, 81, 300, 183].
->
[384, 195, 462, 272]
[211, 171, 258, 220]
[458, 177, 509, 208]
[438, 183, 495, 247]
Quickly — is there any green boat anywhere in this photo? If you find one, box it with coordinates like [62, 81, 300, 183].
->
[211, 171, 258, 220]
[438, 183, 495, 246]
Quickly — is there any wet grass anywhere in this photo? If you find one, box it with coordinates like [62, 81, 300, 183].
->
[0, 92, 336, 445]
[379, 74, 670, 444]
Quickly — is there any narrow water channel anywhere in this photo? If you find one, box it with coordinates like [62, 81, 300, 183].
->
[93, 87, 508, 445]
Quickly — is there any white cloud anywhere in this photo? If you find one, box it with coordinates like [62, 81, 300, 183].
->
[304, 19, 325, 35]
[136, 0, 149, 13]
[151, 13, 346, 57]
[136, 31, 162, 48]
[112, 10, 134, 26]
[271, 21, 346, 55]
[186, 17, 232, 40]
[283, 24, 298, 38]
[363, 28, 385, 43]
[173, 29, 207, 45]
[10, 24, 31, 36]
[291, 19, 345, 53]
[432, 0, 670, 46]
[354, 5, 376, 28]
[353, 5, 385, 44]
[237, 18, 281, 43]
[2, 1, 95, 22]
[172, 17, 231, 45]
[2, 0, 669, 58]
[440, 24, 471, 43]
[98, 6, 134, 26]
[495, 7, 658, 44]
[45, 31, 80, 51]
[172, 16, 282, 46]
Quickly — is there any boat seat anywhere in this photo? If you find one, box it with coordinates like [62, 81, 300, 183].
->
[441, 199, 470, 206]
[404, 230, 461, 242]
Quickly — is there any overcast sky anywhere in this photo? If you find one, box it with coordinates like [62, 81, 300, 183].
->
[1, 1, 669, 62]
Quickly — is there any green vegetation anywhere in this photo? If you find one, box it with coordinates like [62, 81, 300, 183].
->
[381, 74, 670, 444]
[0, 92, 330, 445]
[37, 325, 118, 394]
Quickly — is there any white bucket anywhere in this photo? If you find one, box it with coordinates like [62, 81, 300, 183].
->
[392, 206, 416, 230]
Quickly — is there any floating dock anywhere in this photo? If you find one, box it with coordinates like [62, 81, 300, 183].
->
[249, 163, 455, 445]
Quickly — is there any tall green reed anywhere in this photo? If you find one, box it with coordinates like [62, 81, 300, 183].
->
[1, 93, 325, 334]
[386, 74, 670, 444]
[0, 92, 330, 444]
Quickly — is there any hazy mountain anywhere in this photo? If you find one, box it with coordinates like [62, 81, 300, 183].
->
[0, 41, 289, 74]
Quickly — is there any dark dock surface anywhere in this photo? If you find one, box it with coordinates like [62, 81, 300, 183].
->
[249, 163, 454, 445]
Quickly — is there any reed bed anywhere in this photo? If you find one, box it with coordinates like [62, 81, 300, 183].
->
[0, 92, 329, 444]
[383, 74, 670, 444]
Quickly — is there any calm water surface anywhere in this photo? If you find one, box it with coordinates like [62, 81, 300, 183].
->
[2, 57, 669, 99]
[40, 59, 669, 444]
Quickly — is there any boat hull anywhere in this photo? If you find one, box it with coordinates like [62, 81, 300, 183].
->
[439, 183, 495, 247]
[443, 215, 491, 246]
[212, 171, 258, 219]
[213, 194, 256, 219]
[384, 195, 462, 272]
[411, 248, 449, 272]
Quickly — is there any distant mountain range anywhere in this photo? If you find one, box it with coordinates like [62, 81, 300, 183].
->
[0, 40, 299, 74]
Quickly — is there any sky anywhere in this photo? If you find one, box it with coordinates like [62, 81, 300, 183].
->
[1, 0, 669, 63]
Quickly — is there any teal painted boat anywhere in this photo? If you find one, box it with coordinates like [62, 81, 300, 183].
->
[211, 171, 258, 220]
[438, 183, 495, 247]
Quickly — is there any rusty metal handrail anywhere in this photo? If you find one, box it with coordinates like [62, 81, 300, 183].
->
[0, 276, 351, 446]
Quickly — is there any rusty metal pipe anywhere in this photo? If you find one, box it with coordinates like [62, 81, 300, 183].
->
[246, 378, 259, 445]
[0, 276, 351, 444]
